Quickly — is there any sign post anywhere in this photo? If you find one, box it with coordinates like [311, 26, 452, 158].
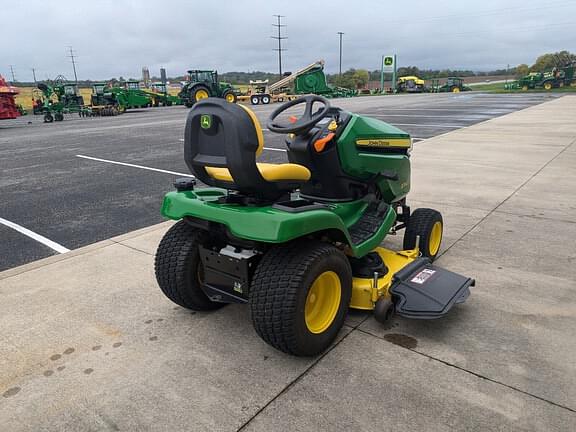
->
[381, 55, 396, 93]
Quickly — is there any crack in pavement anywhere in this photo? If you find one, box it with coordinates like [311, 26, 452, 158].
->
[356, 327, 576, 415]
[438, 136, 576, 260]
[236, 315, 371, 431]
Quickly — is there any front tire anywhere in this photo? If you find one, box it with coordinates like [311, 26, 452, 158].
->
[223, 90, 237, 103]
[250, 95, 260, 105]
[403, 208, 443, 261]
[155, 220, 225, 311]
[249, 241, 352, 356]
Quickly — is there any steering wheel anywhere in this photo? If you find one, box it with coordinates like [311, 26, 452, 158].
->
[267, 95, 331, 134]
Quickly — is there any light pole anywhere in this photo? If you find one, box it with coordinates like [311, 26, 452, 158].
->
[337, 32, 344, 77]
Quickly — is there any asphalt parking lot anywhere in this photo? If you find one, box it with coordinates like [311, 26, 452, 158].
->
[0, 92, 560, 271]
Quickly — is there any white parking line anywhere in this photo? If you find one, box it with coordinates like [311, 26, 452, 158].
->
[0, 217, 70, 254]
[263, 147, 286, 152]
[373, 113, 489, 119]
[76, 155, 194, 178]
[391, 123, 463, 129]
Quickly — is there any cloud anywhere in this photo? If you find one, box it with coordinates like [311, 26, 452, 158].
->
[2, 0, 574, 81]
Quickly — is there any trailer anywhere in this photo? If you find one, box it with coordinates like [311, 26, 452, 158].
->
[237, 80, 297, 105]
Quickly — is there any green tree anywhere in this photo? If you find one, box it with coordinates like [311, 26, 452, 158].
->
[515, 64, 529, 78]
[530, 51, 576, 72]
[352, 69, 369, 89]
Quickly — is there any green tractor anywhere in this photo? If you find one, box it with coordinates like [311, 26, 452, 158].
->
[91, 80, 152, 112]
[36, 78, 90, 122]
[437, 77, 472, 93]
[90, 82, 125, 116]
[179, 70, 237, 108]
[115, 80, 153, 108]
[144, 82, 182, 107]
[515, 61, 576, 91]
[154, 96, 474, 356]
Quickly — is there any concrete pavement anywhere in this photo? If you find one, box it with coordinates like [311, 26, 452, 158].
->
[1, 96, 575, 431]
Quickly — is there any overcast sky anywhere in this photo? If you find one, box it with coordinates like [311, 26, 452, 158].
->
[2, 0, 575, 81]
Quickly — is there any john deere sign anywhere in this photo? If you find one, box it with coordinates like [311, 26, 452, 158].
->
[380, 54, 398, 93]
[383, 56, 395, 73]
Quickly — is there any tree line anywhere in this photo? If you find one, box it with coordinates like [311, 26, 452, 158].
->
[10, 50, 574, 88]
[513, 50, 575, 78]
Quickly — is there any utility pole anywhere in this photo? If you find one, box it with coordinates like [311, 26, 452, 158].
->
[272, 15, 287, 79]
[31, 68, 37, 83]
[9, 65, 16, 82]
[67, 46, 79, 84]
[337, 32, 344, 77]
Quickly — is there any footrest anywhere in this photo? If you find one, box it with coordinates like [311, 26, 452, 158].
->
[390, 258, 474, 319]
[349, 203, 388, 245]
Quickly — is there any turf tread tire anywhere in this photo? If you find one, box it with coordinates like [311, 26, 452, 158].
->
[154, 220, 224, 311]
[403, 208, 443, 261]
[249, 240, 352, 356]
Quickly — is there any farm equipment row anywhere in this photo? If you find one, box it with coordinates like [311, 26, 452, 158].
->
[505, 58, 576, 91]
[28, 78, 186, 123]
[396, 76, 472, 93]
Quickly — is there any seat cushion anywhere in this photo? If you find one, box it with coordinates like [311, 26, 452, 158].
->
[206, 163, 311, 182]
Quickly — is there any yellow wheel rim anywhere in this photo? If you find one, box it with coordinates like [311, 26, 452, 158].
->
[225, 93, 235, 103]
[522, 86, 528, 91]
[429, 221, 443, 256]
[305, 271, 341, 334]
[544, 83, 552, 90]
[452, 87, 460, 93]
[195, 89, 209, 100]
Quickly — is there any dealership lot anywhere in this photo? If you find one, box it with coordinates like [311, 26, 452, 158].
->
[1, 94, 575, 431]
[0, 92, 559, 271]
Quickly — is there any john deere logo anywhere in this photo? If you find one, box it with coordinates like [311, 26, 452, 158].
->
[384, 57, 394, 66]
[200, 114, 212, 129]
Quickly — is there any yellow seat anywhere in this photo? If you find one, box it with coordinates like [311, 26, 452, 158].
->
[204, 104, 310, 183]
[206, 163, 310, 182]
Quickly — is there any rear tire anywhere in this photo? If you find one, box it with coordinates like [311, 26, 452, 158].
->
[192, 85, 210, 103]
[250, 95, 260, 105]
[249, 241, 352, 356]
[155, 220, 225, 311]
[403, 208, 443, 261]
[261, 95, 271, 104]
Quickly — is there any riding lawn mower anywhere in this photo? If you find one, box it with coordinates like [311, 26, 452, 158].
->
[155, 96, 474, 356]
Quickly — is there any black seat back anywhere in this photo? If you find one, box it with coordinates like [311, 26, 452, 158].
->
[184, 98, 273, 195]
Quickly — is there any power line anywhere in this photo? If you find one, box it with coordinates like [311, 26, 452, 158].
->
[272, 15, 287, 78]
[67, 46, 79, 84]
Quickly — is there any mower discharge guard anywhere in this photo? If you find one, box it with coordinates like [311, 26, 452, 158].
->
[390, 258, 474, 319]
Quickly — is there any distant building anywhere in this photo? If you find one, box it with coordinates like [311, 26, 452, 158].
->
[142, 67, 150, 87]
